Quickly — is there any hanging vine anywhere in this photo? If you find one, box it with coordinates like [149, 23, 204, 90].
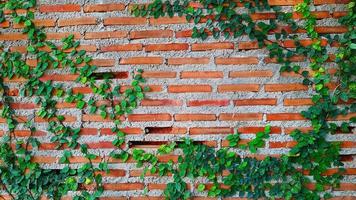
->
[0, 0, 354, 200]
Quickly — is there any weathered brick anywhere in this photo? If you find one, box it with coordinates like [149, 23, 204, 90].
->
[39, 4, 81, 12]
[130, 30, 173, 39]
[229, 70, 273, 78]
[128, 114, 172, 122]
[58, 17, 97, 27]
[181, 71, 223, 79]
[174, 114, 217, 121]
[104, 17, 146, 25]
[85, 31, 128, 39]
[168, 85, 212, 93]
[168, 57, 210, 65]
[265, 83, 308, 92]
[120, 57, 163, 65]
[218, 84, 260, 92]
[101, 44, 143, 52]
[215, 57, 259, 65]
[191, 42, 234, 51]
[234, 98, 277, 106]
[187, 99, 230, 107]
[84, 3, 125, 12]
[219, 113, 263, 121]
[145, 43, 189, 52]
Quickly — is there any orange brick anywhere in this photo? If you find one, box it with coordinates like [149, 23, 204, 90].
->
[104, 17, 146, 25]
[120, 57, 163, 65]
[192, 42, 234, 51]
[168, 85, 212, 93]
[84, 3, 125, 12]
[58, 17, 97, 27]
[145, 43, 189, 52]
[141, 99, 182, 106]
[144, 127, 186, 134]
[187, 99, 230, 107]
[0, 33, 27, 40]
[130, 30, 173, 39]
[103, 183, 144, 191]
[101, 44, 143, 52]
[284, 98, 313, 106]
[168, 57, 210, 65]
[85, 31, 128, 39]
[238, 126, 281, 134]
[268, 0, 303, 5]
[0, 21, 9, 28]
[142, 71, 177, 78]
[215, 57, 259, 65]
[218, 84, 260, 92]
[238, 41, 259, 50]
[189, 127, 233, 135]
[13, 19, 56, 28]
[175, 114, 216, 121]
[267, 113, 305, 121]
[46, 32, 81, 40]
[229, 70, 273, 78]
[128, 114, 172, 122]
[270, 141, 297, 148]
[234, 98, 277, 106]
[265, 83, 308, 92]
[219, 113, 263, 121]
[100, 128, 142, 135]
[150, 16, 186, 25]
[314, 0, 350, 5]
[315, 26, 348, 34]
[39, 4, 81, 12]
[181, 71, 223, 79]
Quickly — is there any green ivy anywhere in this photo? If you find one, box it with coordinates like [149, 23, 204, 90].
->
[130, 0, 355, 199]
[0, 0, 146, 199]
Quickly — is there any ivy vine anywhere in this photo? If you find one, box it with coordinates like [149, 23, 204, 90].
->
[130, 0, 355, 199]
[0, 0, 354, 200]
[0, 0, 146, 199]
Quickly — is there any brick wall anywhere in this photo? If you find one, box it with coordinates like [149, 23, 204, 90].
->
[0, 0, 355, 199]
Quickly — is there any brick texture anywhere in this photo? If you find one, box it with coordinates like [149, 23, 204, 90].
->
[1, 1, 354, 199]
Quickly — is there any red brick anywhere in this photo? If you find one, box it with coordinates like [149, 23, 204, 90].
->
[175, 114, 216, 121]
[215, 57, 259, 65]
[284, 98, 313, 106]
[103, 183, 144, 191]
[104, 17, 146, 25]
[85, 31, 128, 39]
[238, 41, 259, 50]
[238, 126, 281, 134]
[13, 19, 56, 28]
[141, 99, 182, 106]
[219, 113, 263, 121]
[82, 114, 124, 122]
[218, 84, 260, 92]
[144, 127, 187, 134]
[270, 141, 297, 148]
[292, 11, 331, 19]
[120, 57, 163, 65]
[267, 113, 305, 121]
[58, 17, 97, 27]
[89, 59, 115, 67]
[39, 4, 81, 12]
[168, 85, 212, 93]
[251, 13, 276, 20]
[314, 0, 350, 5]
[150, 16, 187, 25]
[265, 84, 308, 92]
[0, 21, 9, 28]
[187, 99, 230, 107]
[46, 32, 81, 40]
[181, 71, 223, 79]
[0, 33, 27, 41]
[315, 26, 347, 34]
[101, 44, 143, 52]
[100, 128, 142, 135]
[145, 43, 189, 52]
[268, 0, 303, 5]
[229, 70, 273, 78]
[192, 42, 234, 51]
[189, 127, 233, 135]
[234, 98, 277, 106]
[142, 71, 176, 78]
[168, 57, 210, 65]
[128, 114, 172, 122]
[84, 3, 125, 12]
[130, 30, 173, 39]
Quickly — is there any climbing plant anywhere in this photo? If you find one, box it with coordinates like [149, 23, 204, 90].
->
[0, 0, 354, 200]
[130, 0, 355, 199]
[0, 0, 147, 199]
